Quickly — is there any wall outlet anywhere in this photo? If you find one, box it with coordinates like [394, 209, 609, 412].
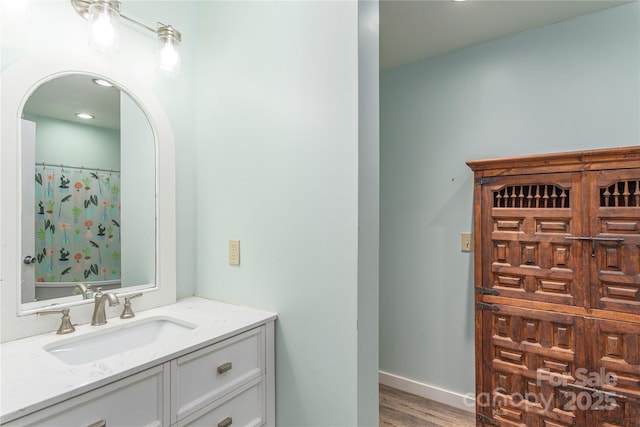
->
[461, 232, 474, 252]
[229, 240, 240, 265]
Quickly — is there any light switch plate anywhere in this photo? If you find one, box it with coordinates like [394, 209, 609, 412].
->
[229, 240, 240, 265]
[461, 233, 474, 252]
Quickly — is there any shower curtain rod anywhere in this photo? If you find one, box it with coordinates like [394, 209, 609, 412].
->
[36, 162, 120, 174]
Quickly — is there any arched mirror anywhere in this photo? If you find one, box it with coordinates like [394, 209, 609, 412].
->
[1, 55, 176, 342]
[20, 74, 156, 305]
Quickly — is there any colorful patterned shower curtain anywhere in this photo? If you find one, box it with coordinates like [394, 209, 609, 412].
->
[34, 165, 121, 283]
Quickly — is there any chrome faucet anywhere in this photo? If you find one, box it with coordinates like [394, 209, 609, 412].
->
[91, 287, 120, 326]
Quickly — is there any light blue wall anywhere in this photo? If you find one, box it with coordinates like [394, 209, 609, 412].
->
[27, 115, 120, 171]
[193, 1, 378, 425]
[380, 2, 640, 397]
[358, 1, 380, 425]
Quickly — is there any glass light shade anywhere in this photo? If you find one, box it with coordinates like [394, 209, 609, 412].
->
[157, 25, 181, 77]
[88, 0, 120, 54]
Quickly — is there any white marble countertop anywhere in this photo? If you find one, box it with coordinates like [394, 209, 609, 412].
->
[0, 297, 277, 424]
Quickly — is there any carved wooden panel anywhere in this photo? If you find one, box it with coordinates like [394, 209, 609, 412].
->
[483, 173, 584, 307]
[587, 318, 640, 427]
[494, 184, 570, 209]
[590, 170, 640, 315]
[481, 307, 640, 427]
[482, 305, 586, 427]
[600, 179, 640, 208]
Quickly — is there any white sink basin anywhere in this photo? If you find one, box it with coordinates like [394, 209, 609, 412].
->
[44, 316, 197, 365]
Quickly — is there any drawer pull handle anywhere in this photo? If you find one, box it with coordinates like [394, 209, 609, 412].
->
[87, 421, 106, 427]
[218, 416, 233, 427]
[217, 362, 233, 374]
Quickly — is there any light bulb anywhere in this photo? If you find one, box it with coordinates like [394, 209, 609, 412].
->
[88, 1, 120, 53]
[157, 25, 182, 77]
[159, 42, 180, 74]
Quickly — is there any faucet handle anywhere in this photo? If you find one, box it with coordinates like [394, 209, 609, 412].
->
[120, 293, 143, 319]
[38, 308, 75, 334]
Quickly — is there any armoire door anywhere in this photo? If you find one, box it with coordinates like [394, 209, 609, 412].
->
[478, 304, 587, 426]
[480, 172, 587, 307]
[588, 170, 640, 315]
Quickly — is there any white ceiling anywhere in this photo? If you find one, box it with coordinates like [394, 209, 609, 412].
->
[23, 74, 121, 130]
[380, 0, 633, 70]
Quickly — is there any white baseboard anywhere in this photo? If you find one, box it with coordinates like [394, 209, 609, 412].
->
[379, 370, 475, 413]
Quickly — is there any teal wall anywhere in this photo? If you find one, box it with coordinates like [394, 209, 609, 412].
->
[380, 2, 640, 397]
[193, 1, 378, 425]
[357, 1, 380, 425]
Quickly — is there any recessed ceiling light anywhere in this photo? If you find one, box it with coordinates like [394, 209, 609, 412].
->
[76, 113, 95, 120]
[92, 78, 113, 87]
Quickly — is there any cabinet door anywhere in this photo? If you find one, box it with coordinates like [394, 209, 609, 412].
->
[586, 318, 640, 426]
[588, 170, 640, 315]
[480, 173, 587, 307]
[5, 365, 169, 427]
[478, 304, 587, 426]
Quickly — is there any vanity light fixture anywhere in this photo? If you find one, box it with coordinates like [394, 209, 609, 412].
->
[71, 0, 182, 77]
[75, 112, 95, 120]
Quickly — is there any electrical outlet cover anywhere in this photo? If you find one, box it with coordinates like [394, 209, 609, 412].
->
[229, 240, 240, 265]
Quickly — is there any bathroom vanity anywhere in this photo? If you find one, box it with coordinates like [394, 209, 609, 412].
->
[0, 297, 276, 426]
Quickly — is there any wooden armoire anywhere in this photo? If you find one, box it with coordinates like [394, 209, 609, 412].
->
[467, 147, 640, 427]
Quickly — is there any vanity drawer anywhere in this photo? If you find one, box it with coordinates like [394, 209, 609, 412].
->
[171, 326, 264, 423]
[176, 378, 264, 427]
[4, 364, 169, 427]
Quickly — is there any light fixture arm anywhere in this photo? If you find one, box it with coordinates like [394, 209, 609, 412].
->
[120, 13, 157, 35]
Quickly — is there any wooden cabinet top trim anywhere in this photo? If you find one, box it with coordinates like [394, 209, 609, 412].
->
[467, 146, 640, 175]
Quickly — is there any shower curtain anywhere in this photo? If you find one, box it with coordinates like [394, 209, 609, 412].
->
[34, 165, 121, 283]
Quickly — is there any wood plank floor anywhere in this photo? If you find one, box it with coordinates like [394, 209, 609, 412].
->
[379, 384, 476, 427]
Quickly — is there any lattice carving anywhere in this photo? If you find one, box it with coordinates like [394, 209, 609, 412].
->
[494, 184, 570, 208]
[600, 179, 640, 207]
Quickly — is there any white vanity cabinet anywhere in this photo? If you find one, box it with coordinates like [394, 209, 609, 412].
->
[4, 365, 170, 427]
[3, 321, 275, 427]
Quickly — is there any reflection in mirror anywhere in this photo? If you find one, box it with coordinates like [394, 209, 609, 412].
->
[21, 74, 156, 305]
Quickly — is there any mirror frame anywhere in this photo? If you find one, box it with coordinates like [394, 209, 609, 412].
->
[1, 53, 176, 342]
